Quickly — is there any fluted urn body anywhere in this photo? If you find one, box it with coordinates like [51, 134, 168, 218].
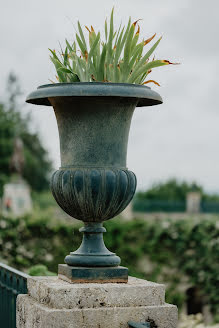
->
[26, 82, 162, 281]
[50, 96, 137, 222]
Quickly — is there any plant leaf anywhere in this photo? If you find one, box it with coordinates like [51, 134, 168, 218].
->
[123, 23, 135, 66]
[50, 57, 65, 82]
[128, 37, 162, 82]
[76, 34, 87, 55]
[106, 7, 114, 66]
[77, 21, 87, 49]
[128, 59, 171, 83]
[48, 49, 62, 64]
[88, 32, 100, 59]
[97, 44, 107, 81]
[57, 67, 80, 82]
[105, 19, 108, 41]
[65, 40, 73, 53]
[57, 67, 73, 74]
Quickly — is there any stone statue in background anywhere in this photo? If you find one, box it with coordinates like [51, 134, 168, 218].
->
[2, 137, 32, 217]
[9, 137, 25, 176]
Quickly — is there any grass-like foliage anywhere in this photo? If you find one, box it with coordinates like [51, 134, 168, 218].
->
[49, 8, 177, 85]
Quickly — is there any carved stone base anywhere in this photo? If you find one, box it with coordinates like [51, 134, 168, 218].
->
[58, 264, 128, 283]
[17, 276, 178, 328]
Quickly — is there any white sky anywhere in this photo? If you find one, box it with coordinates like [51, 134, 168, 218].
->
[1, 0, 219, 192]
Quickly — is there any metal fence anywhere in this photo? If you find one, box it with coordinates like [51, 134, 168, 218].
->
[133, 199, 186, 213]
[133, 199, 219, 214]
[201, 201, 219, 213]
[0, 262, 28, 328]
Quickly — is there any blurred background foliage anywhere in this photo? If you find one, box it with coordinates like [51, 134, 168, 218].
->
[136, 179, 202, 202]
[134, 179, 219, 213]
[135, 179, 219, 203]
[0, 73, 52, 196]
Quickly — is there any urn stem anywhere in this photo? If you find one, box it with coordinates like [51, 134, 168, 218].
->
[64, 222, 121, 267]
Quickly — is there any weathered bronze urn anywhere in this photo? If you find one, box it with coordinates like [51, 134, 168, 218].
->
[26, 82, 162, 282]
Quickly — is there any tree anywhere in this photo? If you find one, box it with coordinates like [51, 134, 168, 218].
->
[0, 73, 52, 196]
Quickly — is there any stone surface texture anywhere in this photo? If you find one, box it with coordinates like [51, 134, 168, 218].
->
[17, 276, 178, 328]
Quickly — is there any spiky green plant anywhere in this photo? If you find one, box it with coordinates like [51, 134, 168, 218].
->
[49, 8, 176, 85]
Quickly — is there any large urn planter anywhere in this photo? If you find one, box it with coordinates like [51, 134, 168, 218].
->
[26, 82, 162, 282]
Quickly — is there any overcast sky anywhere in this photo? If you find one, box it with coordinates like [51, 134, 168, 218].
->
[1, 0, 218, 192]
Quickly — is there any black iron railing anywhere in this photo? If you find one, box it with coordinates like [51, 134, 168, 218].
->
[133, 199, 185, 213]
[134, 198, 219, 214]
[0, 262, 28, 328]
[201, 201, 219, 213]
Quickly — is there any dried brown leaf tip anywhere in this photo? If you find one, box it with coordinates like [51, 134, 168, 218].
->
[133, 19, 142, 27]
[135, 25, 140, 35]
[91, 74, 97, 81]
[61, 53, 70, 58]
[85, 25, 95, 35]
[143, 80, 161, 87]
[85, 26, 91, 33]
[162, 60, 180, 65]
[144, 33, 156, 46]
[84, 51, 88, 61]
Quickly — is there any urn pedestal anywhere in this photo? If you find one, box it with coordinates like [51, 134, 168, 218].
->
[26, 82, 162, 282]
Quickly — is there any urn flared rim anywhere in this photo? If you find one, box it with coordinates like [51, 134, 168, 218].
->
[26, 82, 162, 107]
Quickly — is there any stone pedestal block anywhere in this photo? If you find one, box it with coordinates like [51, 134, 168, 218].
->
[17, 276, 177, 328]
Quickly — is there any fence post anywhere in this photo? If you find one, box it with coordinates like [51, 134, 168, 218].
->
[186, 192, 201, 213]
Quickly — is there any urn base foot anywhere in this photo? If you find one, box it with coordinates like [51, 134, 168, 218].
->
[65, 253, 121, 267]
[58, 264, 128, 283]
[64, 222, 121, 268]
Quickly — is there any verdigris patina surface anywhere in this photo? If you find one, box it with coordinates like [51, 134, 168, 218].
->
[26, 82, 162, 282]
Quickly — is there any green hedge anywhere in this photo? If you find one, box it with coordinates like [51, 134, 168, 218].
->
[0, 212, 218, 320]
